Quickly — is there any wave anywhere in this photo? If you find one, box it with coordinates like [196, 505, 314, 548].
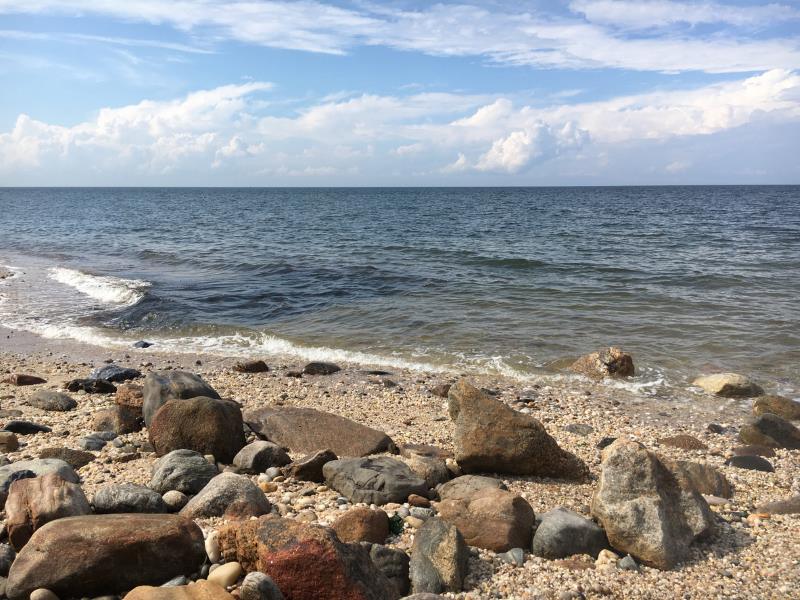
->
[49, 267, 150, 306]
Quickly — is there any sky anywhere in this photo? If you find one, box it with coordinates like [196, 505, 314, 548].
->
[0, 0, 799, 186]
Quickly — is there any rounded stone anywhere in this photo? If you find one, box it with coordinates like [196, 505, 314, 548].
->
[30, 589, 60, 600]
[239, 571, 285, 600]
[207, 561, 242, 588]
[206, 531, 221, 563]
[162, 490, 189, 512]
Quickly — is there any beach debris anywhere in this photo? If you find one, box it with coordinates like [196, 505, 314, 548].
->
[692, 373, 763, 397]
[570, 347, 634, 379]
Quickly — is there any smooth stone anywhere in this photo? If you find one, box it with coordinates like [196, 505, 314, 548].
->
[302, 362, 341, 375]
[27, 391, 77, 412]
[332, 507, 389, 544]
[692, 373, 762, 397]
[618, 555, 639, 572]
[437, 475, 506, 502]
[125, 580, 233, 599]
[724, 455, 774, 472]
[179, 473, 271, 519]
[2, 375, 46, 386]
[562, 423, 594, 436]
[232, 441, 290, 474]
[89, 365, 142, 383]
[233, 361, 269, 374]
[79, 436, 107, 451]
[662, 459, 732, 498]
[205, 532, 220, 563]
[732, 445, 776, 458]
[207, 562, 241, 588]
[161, 490, 189, 512]
[323, 457, 428, 505]
[3, 421, 52, 435]
[239, 572, 284, 600]
[93, 484, 167, 514]
[0, 459, 79, 508]
[499, 548, 525, 567]
[133, 341, 153, 348]
[282, 449, 337, 483]
[532, 507, 609, 559]
[30, 589, 60, 600]
[150, 449, 219, 495]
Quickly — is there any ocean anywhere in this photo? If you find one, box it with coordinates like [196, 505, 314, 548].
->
[1, 186, 798, 398]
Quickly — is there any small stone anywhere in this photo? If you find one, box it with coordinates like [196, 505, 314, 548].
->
[410, 507, 435, 520]
[739, 413, 800, 449]
[162, 490, 189, 512]
[79, 436, 107, 451]
[30, 589, 60, 600]
[754, 495, 800, 515]
[724, 455, 774, 472]
[302, 362, 341, 375]
[207, 561, 241, 588]
[562, 423, 594, 436]
[233, 360, 270, 374]
[595, 549, 619, 570]
[0, 432, 19, 452]
[240, 571, 285, 600]
[408, 494, 430, 508]
[657, 434, 707, 451]
[499, 548, 525, 567]
[3, 421, 51, 435]
[732, 445, 776, 458]
[618, 554, 639, 571]
[406, 516, 425, 528]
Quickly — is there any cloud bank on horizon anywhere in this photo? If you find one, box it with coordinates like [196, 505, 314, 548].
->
[0, 0, 798, 185]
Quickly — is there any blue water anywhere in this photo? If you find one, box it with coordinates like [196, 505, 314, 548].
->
[1, 186, 798, 395]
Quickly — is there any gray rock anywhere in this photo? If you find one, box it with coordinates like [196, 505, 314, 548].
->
[65, 379, 116, 394]
[437, 475, 507, 502]
[179, 472, 271, 519]
[149, 449, 219, 495]
[366, 544, 410, 597]
[89, 365, 141, 383]
[0, 543, 15, 576]
[283, 449, 337, 483]
[93, 484, 167, 514]
[233, 441, 291, 474]
[323, 457, 428, 505]
[302, 362, 341, 375]
[78, 436, 106, 451]
[531, 507, 609, 559]
[161, 575, 189, 587]
[142, 371, 220, 427]
[562, 423, 594, 436]
[0, 460, 79, 508]
[161, 490, 189, 512]
[724, 455, 774, 472]
[92, 431, 118, 441]
[498, 548, 525, 567]
[240, 571, 285, 600]
[739, 413, 800, 449]
[410, 507, 435, 520]
[27, 391, 77, 412]
[409, 517, 468, 594]
[618, 554, 639, 571]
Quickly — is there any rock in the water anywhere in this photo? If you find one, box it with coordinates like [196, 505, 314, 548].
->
[738, 413, 800, 449]
[179, 473, 271, 519]
[150, 449, 219, 495]
[724, 455, 774, 472]
[302, 362, 341, 375]
[662, 459, 732, 498]
[65, 379, 117, 394]
[233, 441, 291, 474]
[754, 495, 800, 515]
[332, 507, 389, 544]
[93, 483, 167, 514]
[245, 406, 395, 458]
[657, 435, 707, 451]
[0, 431, 19, 452]
[409, 518, 468, 595]
[6, 473, 91, 550]
[133, 340, 153, 349]
[142, 371, 220, 427]
[569, 347, 634, 379]
[531, 507, 608, 559]
[0, 459, 79, 508]
[283, 449, 337, 482]
[3, 375, 46, 386]
[591, 440, 714, 570]
[3, 421, 51, 435]
[124, 580, 233, 599]
[753, 395, 800, 420]
[692, 373, 762, 397]
[239, 572, 284, 600]
[323, 457, 428, 505]
[437, 487, 534, 552]
[437, 475, 507, 502]
[367, 544, 410, 597]
[217, 515, 397, 600]
[38, 448, 95, 470]
[89, 365, 142, 383]
[149, 397, 246, 464]
[233, 360, 270, 374]
[6, 514, 204, 600]
[447, 381, 586, 479]
[27, 391, 77, 412]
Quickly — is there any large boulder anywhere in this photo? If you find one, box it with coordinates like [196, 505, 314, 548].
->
[142, 371, 220, 427]
[662, 459, 732, 498]
[149, 397, 246, 464]
[27, 390, 77, 412]
[180, 472, 271, 519]
[245, 406, 395, 458]
[6, 473, 91, 550]
[367, 544, 410, 598]
[409, 518, 468, 595]
[570, 347, 634, 379]
[217, 515, 397, 600]
[0, 459, 79, 509]
[6, 514, 205, 600]
[692, 373, 763, 397]
[437, 475, 507, 502]
[233, 441, 291, 474]
[591, 440, 714, 569]
[447, 381, 586, 479]
[437, 487, 534, 552]
[150, 449, 219, 495]
[739, 413, 800, 449]
[531, 507, 608, 559]
[93, 483, 167, 514]
[124, 580, 233, 600]
[323, 457, 428, 505]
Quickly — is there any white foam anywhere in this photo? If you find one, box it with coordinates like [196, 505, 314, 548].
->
[49, 267, 150, 306]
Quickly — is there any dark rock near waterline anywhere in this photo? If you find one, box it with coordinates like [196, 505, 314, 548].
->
[233, 441, 291, 474]
[93, 483, 167, 514]
[233, 360, 270, 374]
[323, 457, 428, 505]
[532, 507, 609, 559]
[739, 413, 800, 449]
[180, 472, 271, 519]
[3, 421, 51, 435]
[283, 449, 337, 483]
[65, 378, 117, 394]
[149, 449, 219, 495]
[27, 390, 77, 412]
[133, 341, 153, 348]
[692, 373, 763, 397]
[142, 371, 220, 427]
[409, 517, 468, 595]
[302, 361, 341, 375]
[724, 455, 774, 472]
[570, 347, 634, 379]
[89, 365, 142, 383]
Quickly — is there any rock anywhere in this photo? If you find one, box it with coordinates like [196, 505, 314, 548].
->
[447, 381, 586, 479]
[283, 449, 337, 482]
[662, 459, 732, 498]
[3, 421, 51, 434]
[531, 507, 609, 559]
[149, 449, 219, 495]
[562, 423, 594, 436]
[754, 495, 800, 515]
[38, 447, 95, 469]
[2, 375, 46, 386]
[323, 457, 428, 505]
[569, 347, 634, 379]
[367, 544, 410, 597]
[738, 413, 800, 449]
[732, 445, 776, 458]
[233, 360, 269, 374]
[179, 473, 271, 519]
[409, 517, 468, 595]
[0, 432, 18, 452]
[233, 441, 291, 474]
[498, 548, 525, 567]
[89, 365, 142, 383]
[217, 515, 397, 600]
[400, 596, 445, 600]
[724, 455, 774, 472]
[116, 383, 144, 410]
[408, 494, 430, 508]
[92, 406, 143, 435]
[692, 373, 763, 397]
[142, 371, 220, 427]
[6, 473, 91, 550]
[0, 543, 15, 575]
[149, 397, 246, 464]
[133, 340, 153, 348]
[429, 384, 451, 399]
[162, 490, 189, 512]
[591, 440, 714, 570]
[27, 391, 76, 412]
[79, 435, 107, 451]
[124, 580, 233, 599]
[437, 475, 507, 502]
[240, 572, 284, 600]
[332, 508, 389, 543]
[618, 555, 639, 572]
[437, 487, 535, 552]
[245, 406, 395, 458]
[208, 562, 242, 588]
[302, 362, 341, 375]
[0, 459, 79, 508]
[30, 590, 59, 600]
[65, 379, 117, 394]
[657, 434, 707, 450]
[399, 445, 452, 460]
[753, 395, 800, 420]
[6, 514, 204, 600]
[403, 454, 450, 488]
[93, 484, 167, 514]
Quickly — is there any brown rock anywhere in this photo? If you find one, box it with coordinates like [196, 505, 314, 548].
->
[233, 360, 269, 373]
[332, 507, 389, 544]
[244, 406, 395, 458]
[657, 435, 708, 451]
[283, 449, 338, 482]
[92, 405, 143, 435]
[116, 383, 144, 410]
[0, 431, 19, 452]
[437, 475, 507, 502]
[437, 487, 535, 552]
[754, 495, 800, 515]
[429, 384, 451, 398]
[400, 444, 452, 460]
[2, 375, 46, 386]
[753, 395, 800, 420]
[124, 580, 233, 600]
[738, 413, 800, 449]
[732, 445, 776, 458]
[404, 454, 450, 488]
[217, 515, 397, 600]
[570, 347, 634, 379]
[408, 494, 430, 508]
[38, 447, 96, 469]
[149, 397, 245, 464]
[662, 458, 732, 498]
[447, 381, 586, 479]
[692, 373, 762, 397]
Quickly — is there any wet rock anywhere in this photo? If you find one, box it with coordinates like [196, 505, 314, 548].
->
[239, 572, 284, 600]
[409, 517, 468, 594]
[3, 421, 51, 435]
[437, 475, 507, 502]
[149, 449, 219, 495]
[323, 457, 428, 505]
[124, 580, 233, 599]
[0, 460, 79, 508]
[65, 379, 117, 394]
[570, 347, 634, 379]
[302, 362, 341, 375]
[692, 373, 762, 397]
[89, 365, 142, 383]
[366, 544, 410, 597]
[738, 413, 800, 449]
[2, 375, 46, 386]
[531, 507, 608, 559]
[657, 434, 707, 451]
[93, 483, 167, 514]
[753, 395, 800, 420]
[332, 507, 389, 544]
[142, 371, 220, 427]
[133, 340, 153, 349]
[179, 472, 271, 519]
[447, 381, 586, 479]
[754, 495, 800, 515]
[233, 441, 291, 474]
[233, 360, 270, 374]
[283, 449, 337, 483]
[27, 391, 77, 412]
[724, 455, 774, 472]
[662, 459, 732, 498]
[6, 514, 205, 600]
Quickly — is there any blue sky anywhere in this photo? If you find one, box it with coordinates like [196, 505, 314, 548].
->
[1, 0, 799, 185]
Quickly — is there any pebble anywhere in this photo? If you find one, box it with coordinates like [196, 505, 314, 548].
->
[618, 555, 639, 571]
[499, 547, 525, 566]
[405, 515, 425, 528]
[162, 490, 189, 512]
[205, 531, 220, 563]
[396, 506, 410, 518]
[207, 561, 242, 587]
[30, 590, 60, 600]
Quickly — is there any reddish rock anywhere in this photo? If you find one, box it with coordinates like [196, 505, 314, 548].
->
[116, 383, 144, 410]
[408, 494, 430, 508]
[124, 580, 233, 600]
[2, 375, 46, 386]
[657, 435, 708, 451]
[92, 405, 143, 435]
[332, 507, 390, 544]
